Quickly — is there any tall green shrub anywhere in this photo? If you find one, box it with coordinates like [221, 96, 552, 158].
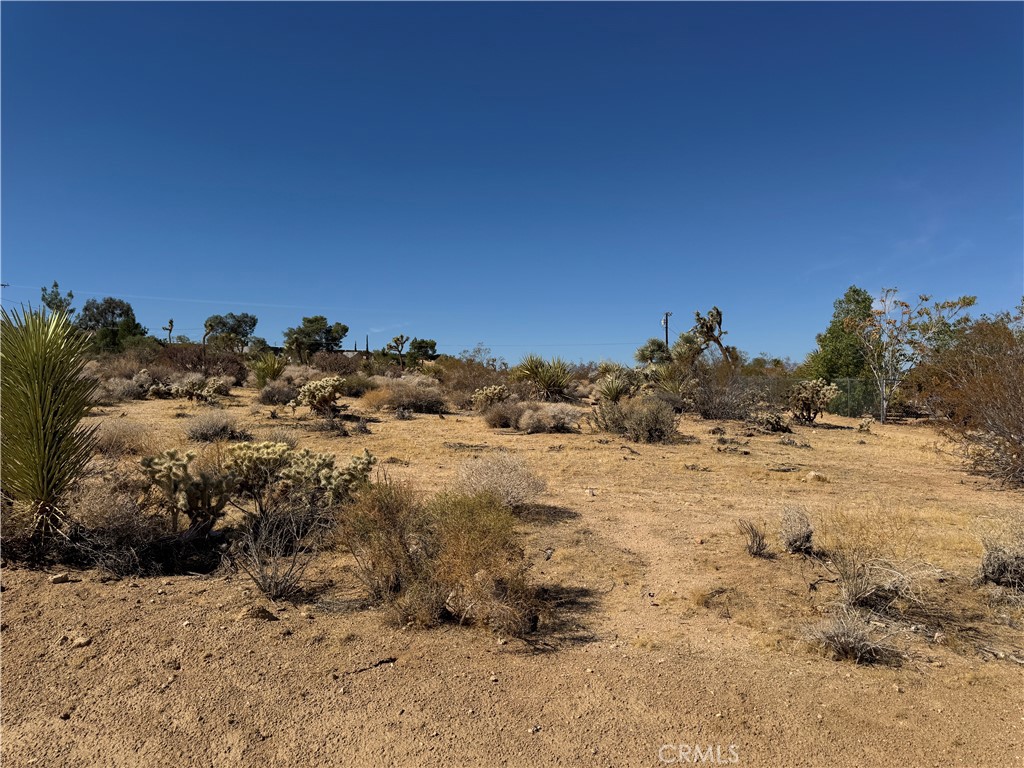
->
[1, 307, 98, 542]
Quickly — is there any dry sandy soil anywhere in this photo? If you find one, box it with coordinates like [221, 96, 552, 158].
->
[2, 387, 1023, 767]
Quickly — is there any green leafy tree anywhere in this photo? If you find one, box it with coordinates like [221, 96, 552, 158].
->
[803, 286, 873, 382]
[845, 288, 976, 423]
[407, 338, 438, 367]
[75, 297, 147, 352]
[1, 307, 98, 543]
[283, 316, 349, 363]
[204, 312, 259, 353]
[40, 281, 74, 315]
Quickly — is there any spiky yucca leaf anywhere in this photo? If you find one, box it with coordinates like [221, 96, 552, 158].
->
[512, 355, 575, 401]
[1, 307, 98, 540]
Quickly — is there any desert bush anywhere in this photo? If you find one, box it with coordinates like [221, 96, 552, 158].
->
[310, 350, 363, 375]
[789, 379, 840, 423]
[1, 307, 98, 544]
[362, 381, 446, 414]
[482, 400, 527, 429]
[587, 399, 627, 435]
[779, 506, 814, 554]
[186, 412, 250, 443]
[260, 427, 300, 449]
[427, 354, 508, 409]
[689, 361, 760, 421]
[980, 539, 1024, 591]
[453, 454, 546, 511]
[92, 376, 147, 405]
[281, 364, 321, 387]
[512, 355, 576, 402]
[806, 612, 903, 665]
[292, 375, 348, 417]
[737, 518, 772, 558]
[337, 480, 539, 635]
[517, 403, 582, 434]
[259, 381, 298, 405]
[249, 352, 286, 388]
[471, 384, 511, 411]
[334, 373, 377, 398]
[621, 398, 679, 443]
[920, 314, 1024, 486]
[154, 344, 248, 385]
[233, 498, 335, 600]
[95, 420, 154, 457]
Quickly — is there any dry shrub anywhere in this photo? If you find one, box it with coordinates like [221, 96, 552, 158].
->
[361, 382, 445, 414]
[154, 344, 248, 385]
[233, 498, 335, 600]
[689, 360, 761, 421]
[780, 505, 814, 554]
[588, 397, 678, 443]
[980, 539, 1024, 591]
[909, 313, 1024, 485]
[259, 381, 298, 405]
[453, 454, 546, 511]
[281, 364, 321, 387]
[186, 412, 250, 443]
[310, 350, 363, 375]
[806, 611, 904, 665]
[483, 401, 527, 429]
[92, 377, 146, 405]
[517, 403, 582, 434]
[737, 518, 772, 558]
[261, 427, 300, 449]
[427, 355, 508, 409]
[94, 420, 154, 458]
[337, 479, 539, 636]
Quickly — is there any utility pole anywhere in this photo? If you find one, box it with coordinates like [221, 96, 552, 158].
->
[661, 311, 673, 346]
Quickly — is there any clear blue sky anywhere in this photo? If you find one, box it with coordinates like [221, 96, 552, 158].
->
[3, 2, 1022, 364]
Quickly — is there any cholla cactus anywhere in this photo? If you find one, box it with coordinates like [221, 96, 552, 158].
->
[788, 379, 840, 423]
[471, 384, 511, 410]
[857, 415, 875, 433]
[140, 449, 235, 533]
[291, 375, 348, 416]
[225, 441, 375, 515]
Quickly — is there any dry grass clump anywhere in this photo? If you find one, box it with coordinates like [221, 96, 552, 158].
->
[817, 504, 932, 613]
[805, 611, 904, 666]
[779, 505, 814, 554]
[736, 518, 772, 558]
[337, 479, 540, 636]
[185, 412, 251, 443]
[453, 454, 546, 511]
[94, 419, 155, 458]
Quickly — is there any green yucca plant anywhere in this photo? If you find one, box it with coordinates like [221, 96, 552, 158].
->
[1, 307, 98, 542]
[512, 355, 575, 401]
[249, 351, 287, 388]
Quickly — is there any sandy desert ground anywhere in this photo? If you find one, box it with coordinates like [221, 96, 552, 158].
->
[2, 388, 1022, 767]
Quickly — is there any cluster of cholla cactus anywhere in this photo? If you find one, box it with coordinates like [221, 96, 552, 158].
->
[787, 379, 840, 423]
[470, 384, 511, 411]
[140, 449, 236, 535]
[224, 441, 376, 516]
[147, 373, 231, 402]
[141, 443, 376, 535]
[290, 375, 348, 417]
